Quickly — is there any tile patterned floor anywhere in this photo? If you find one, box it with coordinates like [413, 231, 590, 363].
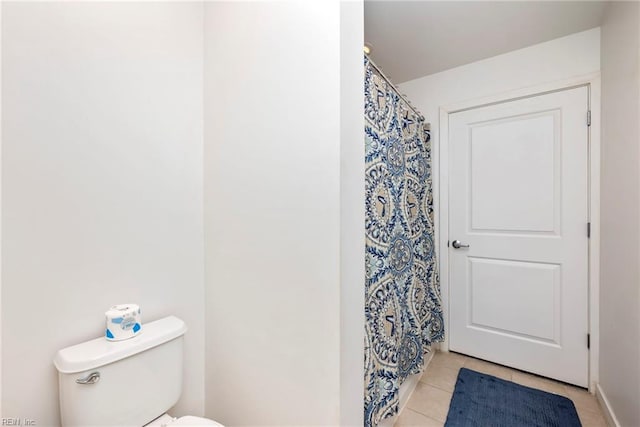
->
[395, 351, 608, 427]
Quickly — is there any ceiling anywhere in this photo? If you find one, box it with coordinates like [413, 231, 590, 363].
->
[364, 1, 607, 83]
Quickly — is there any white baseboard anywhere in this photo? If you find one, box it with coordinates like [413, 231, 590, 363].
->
[378, 350, 435, 427]
[596, 384, 621, 427]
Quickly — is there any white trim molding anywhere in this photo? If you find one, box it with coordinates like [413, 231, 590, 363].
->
[596, 384, 622, 427]
[437, 72, 601, 392]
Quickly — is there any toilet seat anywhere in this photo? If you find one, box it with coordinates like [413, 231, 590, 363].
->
[146, 413, 224, 427]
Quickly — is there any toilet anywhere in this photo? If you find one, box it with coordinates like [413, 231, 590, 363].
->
[54, 316, 223, 427]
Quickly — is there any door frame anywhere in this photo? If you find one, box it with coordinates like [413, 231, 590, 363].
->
[436, 73, 601, 392]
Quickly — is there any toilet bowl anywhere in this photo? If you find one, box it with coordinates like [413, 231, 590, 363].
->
[54, 316, 224, 427]
[146, 414, 223, 427]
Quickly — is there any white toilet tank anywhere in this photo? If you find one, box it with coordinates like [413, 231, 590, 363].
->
[54, 316, 187, 427]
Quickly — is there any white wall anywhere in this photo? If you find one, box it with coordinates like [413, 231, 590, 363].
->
[400, 28, 600, 138]
[1, 3, 205, 424]
[599, 3, 640, 426]
[340, 1, 365, 426]
[203, 1, 363, 425]
[0, 0, 4, 419]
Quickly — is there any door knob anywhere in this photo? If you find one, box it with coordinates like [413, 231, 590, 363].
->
[451, 240, 469, 249]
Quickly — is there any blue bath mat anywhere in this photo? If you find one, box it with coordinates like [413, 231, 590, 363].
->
[445, 368, 581, 427]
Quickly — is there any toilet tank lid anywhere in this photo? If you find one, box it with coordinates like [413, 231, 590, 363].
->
[54, 315, 187, 374]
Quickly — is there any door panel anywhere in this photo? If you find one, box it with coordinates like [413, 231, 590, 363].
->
[468, 257, 560, 343]
[470, 112, 560, 233]
[449, 86, 589, 387]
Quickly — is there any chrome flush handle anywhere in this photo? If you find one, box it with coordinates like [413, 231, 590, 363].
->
[76, 371, 100, 385]
[451, 240, 470, 249]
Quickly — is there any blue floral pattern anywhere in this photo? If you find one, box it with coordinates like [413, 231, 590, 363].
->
[364, 56, 444, 427]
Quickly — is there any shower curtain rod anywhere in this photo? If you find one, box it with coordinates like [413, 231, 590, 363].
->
[366, 53, 426, 122]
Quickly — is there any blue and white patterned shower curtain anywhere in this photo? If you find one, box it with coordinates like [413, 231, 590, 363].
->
[364, 56, 444, 427]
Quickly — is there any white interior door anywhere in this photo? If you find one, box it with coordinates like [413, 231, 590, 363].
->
[448, 86, 589, 387]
